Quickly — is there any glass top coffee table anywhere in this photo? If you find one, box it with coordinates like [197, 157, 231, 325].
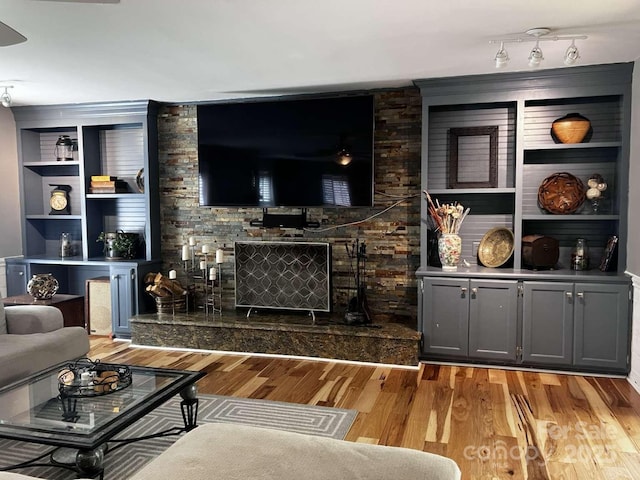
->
[0, 359, 205, 477]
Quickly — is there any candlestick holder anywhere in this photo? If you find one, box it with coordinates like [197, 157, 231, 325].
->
[206, 263, 223, 317]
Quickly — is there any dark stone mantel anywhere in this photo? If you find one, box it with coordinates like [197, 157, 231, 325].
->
[130, 310, 421, 366]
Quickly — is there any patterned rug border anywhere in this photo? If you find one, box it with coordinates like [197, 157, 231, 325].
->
[0, 394, 358, 480]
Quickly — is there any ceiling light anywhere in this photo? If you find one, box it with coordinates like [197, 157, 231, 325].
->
[489, 28, 587, 69]
[494, 42, 509, 68]
[0, 86, 12, 108]
[336, 148, 352, 166]
[528, 40, 543, 67]
[564, 39, 580, 65]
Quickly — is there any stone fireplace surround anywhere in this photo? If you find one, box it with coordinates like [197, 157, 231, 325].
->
[146, 89, 422, 364]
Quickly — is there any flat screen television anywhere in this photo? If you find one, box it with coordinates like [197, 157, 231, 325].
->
[197, 94, 374, 208]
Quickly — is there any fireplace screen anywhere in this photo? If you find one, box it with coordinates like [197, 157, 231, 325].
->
[234, 241, 331, 312]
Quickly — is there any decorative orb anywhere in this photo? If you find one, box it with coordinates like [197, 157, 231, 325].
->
[597, 182, 607, 192]
[75, 447, 105, 474]
[180, 384, 198, 401]
[26, 273, 59, 300]
[586, 188, 601, 200]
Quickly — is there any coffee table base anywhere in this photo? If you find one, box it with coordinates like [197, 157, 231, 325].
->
[51, 445, 107, 479]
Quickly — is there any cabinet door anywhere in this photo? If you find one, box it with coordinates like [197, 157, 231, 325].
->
[522, 282, 573, 365]
[468, 280, 518, 361]
[110, 265, 136, 339]
[6, 262, 28, 296]
[573, 283, 630, 372]
[421, 278, 469, 356]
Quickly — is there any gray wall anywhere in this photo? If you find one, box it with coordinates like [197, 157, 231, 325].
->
[0, 108, 21, 258]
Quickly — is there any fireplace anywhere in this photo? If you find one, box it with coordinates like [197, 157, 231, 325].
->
[234, 241, 331, 318]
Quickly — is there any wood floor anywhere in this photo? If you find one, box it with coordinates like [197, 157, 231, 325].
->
[90, 337, 640, 480]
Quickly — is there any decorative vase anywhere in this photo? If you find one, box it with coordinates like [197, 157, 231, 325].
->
[550, 113, 592, 144]
[438, 233, 462, 271]
[27, 273, 59, 300]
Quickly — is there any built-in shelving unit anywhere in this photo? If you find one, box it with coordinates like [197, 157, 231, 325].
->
[6, 101, 161, 338]
[414, 63, 633, 374]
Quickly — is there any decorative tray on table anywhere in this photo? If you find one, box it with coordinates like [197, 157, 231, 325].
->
[57, 358, 132, 398]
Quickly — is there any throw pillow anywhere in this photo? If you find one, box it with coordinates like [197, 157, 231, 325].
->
[0, 302, 6, 334]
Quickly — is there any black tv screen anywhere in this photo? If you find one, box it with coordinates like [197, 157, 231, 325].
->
[197, 95, 374, 207]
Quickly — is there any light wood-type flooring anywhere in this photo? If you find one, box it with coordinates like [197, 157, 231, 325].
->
[89, 337, 640, 480]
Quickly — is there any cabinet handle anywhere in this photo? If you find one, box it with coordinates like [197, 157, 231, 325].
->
[461, 287, 468, 293]
[566, 292, 573, 299]
[471, 287, 478, 295]
[576, 292, 584, 299]
[18, 271, 24, 276]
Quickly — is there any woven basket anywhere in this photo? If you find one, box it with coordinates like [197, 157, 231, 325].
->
[551, 113, 591, 144]
[538, 172, 586, 214]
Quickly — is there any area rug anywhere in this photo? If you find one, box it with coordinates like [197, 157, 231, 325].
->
[0, 394, 357, 479]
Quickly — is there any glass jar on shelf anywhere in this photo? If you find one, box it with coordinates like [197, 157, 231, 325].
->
[571, 238, 589, 271]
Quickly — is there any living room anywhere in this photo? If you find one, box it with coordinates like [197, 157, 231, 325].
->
[1, 1, 640, 479]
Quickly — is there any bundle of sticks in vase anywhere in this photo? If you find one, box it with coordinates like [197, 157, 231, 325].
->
[144, 273, 188, 313]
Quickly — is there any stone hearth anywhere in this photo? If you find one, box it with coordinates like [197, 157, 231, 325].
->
[130, 311, 421, 366]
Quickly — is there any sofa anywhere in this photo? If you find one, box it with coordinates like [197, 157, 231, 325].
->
[0, 423, 462, 480]
[0, 302, 90, 387]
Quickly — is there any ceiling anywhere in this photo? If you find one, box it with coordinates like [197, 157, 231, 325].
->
[1, 0, 640, 107]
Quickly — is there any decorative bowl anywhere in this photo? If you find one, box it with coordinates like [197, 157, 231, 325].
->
[478, 227, 514, 268]
[537, 172, 586, 214]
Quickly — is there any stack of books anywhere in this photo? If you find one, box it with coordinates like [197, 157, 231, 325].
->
[90, 175, 129, 194]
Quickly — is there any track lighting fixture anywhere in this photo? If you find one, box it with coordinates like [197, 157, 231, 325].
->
[490, 28, 586, 69]
[528, 40, 543, 68]
[0, 86, 12, 108]
[564, 39, 579, 65]
[494, 42, 509, 68]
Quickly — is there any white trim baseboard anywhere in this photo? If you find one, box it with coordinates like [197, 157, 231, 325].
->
[627, 271, 640, 394]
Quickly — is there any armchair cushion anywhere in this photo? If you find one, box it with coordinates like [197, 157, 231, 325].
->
[5, 305, 64, 334]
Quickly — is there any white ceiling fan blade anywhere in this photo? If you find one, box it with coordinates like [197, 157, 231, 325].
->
[0, 21, 27, 47]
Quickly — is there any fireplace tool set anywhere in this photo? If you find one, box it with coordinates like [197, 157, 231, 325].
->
[344, 239, 372, 325]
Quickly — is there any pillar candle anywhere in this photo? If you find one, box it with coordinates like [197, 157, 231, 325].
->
[216, 248, 224, 264]
[209, 267, 216, 280]
[200, 260, 206, 270]
[168, 269, 177, 280]
[201, 244, 210, 254]
[188, 236, 196, 246]
[181, 245, 190, 261]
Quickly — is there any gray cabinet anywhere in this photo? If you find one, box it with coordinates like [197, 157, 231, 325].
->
[468, 280, 518, 361]
[421, 278, 517, 361]
[108, 262, 158, 338]
[573, 282, 629, 371]
[421, 278, 469, 356]
[522, 282, 574, 365]
[110, 265, 136, 338]
[6, 262, 27, 296]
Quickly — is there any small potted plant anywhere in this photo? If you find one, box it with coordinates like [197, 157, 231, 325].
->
[97, 231, 141, 260]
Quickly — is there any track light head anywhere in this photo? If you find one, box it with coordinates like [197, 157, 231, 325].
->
[528, 41, 543, 67]
[0, 86, 12, 108]
[564, 40, 580, 65]
[495, 42, 509, 68]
